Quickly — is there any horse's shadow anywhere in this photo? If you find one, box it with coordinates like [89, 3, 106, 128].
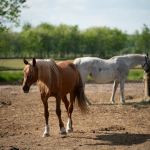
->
[124, 100, 150, 106]
[91, 99, 150, 106]
[71, 133, 150, 146]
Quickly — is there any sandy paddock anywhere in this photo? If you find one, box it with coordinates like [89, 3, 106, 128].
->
[0, 81, 150, 150]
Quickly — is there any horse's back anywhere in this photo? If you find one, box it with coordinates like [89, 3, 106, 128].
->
[57, 61, 79, 95]
[74, 57, 100, 79]
[57, 61, 77, 73]
[74, 57, 100, 65]
[74, 57, 101, 70]
[73, 57, 124, 83]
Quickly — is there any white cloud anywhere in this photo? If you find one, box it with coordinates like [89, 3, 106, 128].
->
[132, 9, 150, 15]
[9, 0, 150, 34]
[57, 0, 69, 3]
[58, 0, 88, 3]
[73, 5, 86, 10]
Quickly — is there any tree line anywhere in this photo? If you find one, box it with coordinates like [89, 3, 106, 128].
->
[0, 23, 150, 59]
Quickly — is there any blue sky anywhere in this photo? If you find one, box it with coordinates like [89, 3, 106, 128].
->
[11, 0, 150, 34]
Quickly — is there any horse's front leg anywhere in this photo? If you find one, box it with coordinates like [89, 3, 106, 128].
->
[110, 80, 119, 104]
[56, 95, 66, 134]
[41, 94, 49, 137]
[120, 78, 126, 103]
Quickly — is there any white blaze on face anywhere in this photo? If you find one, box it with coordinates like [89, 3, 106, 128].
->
[25, 68, 29, 79]
[24, 68, 29, 81]
[26, 68, 29, 74]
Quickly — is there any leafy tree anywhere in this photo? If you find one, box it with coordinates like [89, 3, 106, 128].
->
[130, 24, 150, 54]
[140, 24, 150, 52]
[130, 30, 141, 53]
[37, 22, 55, 31]
[69, 25, 80, 57]
[0, 22, 131, 58]
[0, 0, 27, 32]
[22, 22, 32, 31]
[0, 28, 14, 57]
[84, 28, 98, 56]
[36, 23, 56, 58]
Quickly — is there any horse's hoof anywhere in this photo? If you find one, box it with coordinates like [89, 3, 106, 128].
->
[66, 128, 73, 133]
[111, 101, 116, 104]
[42, 133, 49, 137]
[60, 127, 66, 134]
[88, 102, 92, 105]
[122, 101, 126, 104]
[60, 131, 66, 134]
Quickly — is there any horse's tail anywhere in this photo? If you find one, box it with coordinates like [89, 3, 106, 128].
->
[76, 72, 89, 114]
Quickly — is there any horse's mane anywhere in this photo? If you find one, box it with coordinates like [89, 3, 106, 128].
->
[36, 59, 60, 94]
[110, 54, 145, 60]
[121, 54, 145, 57]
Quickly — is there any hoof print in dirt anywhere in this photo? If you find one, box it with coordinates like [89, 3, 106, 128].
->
[1, 101, 11, 105]
[9, 147, 19, 150]
[99, 125, 125, 131]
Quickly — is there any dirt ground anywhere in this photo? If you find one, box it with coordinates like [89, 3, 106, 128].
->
[0, 81, 150, 150]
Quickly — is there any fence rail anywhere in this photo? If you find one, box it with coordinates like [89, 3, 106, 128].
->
[0, 68, 143, 71]
[0, 69, 23, 71]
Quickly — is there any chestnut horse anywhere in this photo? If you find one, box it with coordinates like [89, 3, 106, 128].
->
[22, 58, 88, 137]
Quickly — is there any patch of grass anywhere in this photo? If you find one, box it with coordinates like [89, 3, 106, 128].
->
[0, 59, 74, 70]
[0, 59, 74, 82]
[127, 69, 144, 80]
[0, 70, 144, 82]
[134, 65, 141, 69]
[0, 59, 144, 82]
[0, 71, 24, 82]
[86, 70, 144, 81]
[86, 76, 93, 81]
[0, 66, 23, 70]
[0, 59, 31, 69]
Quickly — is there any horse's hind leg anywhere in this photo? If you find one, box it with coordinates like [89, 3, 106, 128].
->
[40, 94, 49, 137]
[66, 92, 75, 133]
[62, 95, 69, 111]
[83, 77, 92, 105]
[110, 80, 119, 104]
[56, 95, 66, 134]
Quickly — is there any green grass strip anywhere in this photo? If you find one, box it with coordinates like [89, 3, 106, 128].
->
[126, 69, 144, 80]
[0, 71, 24, 82]
[0, 69, 144, 82]
[86, 69, 144, 81]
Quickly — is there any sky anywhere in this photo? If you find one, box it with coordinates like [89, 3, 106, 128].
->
[10, 0, 150, 34]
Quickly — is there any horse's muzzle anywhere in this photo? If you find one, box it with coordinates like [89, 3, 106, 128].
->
[22, 86, 30, 93]
[145, 69, 150, 73]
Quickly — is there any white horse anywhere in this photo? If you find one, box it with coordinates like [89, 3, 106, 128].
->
[74, 54, 150, 104]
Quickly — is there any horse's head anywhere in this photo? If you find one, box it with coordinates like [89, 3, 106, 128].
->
[142, 53, 150, 73]
[22, 58, 38, 93]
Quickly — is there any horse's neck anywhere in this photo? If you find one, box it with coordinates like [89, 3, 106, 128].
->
[36, 60, 60, 94]
[125, 55, 145, 69]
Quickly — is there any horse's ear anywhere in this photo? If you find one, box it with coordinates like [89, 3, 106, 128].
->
[23, 57, 28, 65]
[146, 53, 149, 57]
[32, 58, 36, 67]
